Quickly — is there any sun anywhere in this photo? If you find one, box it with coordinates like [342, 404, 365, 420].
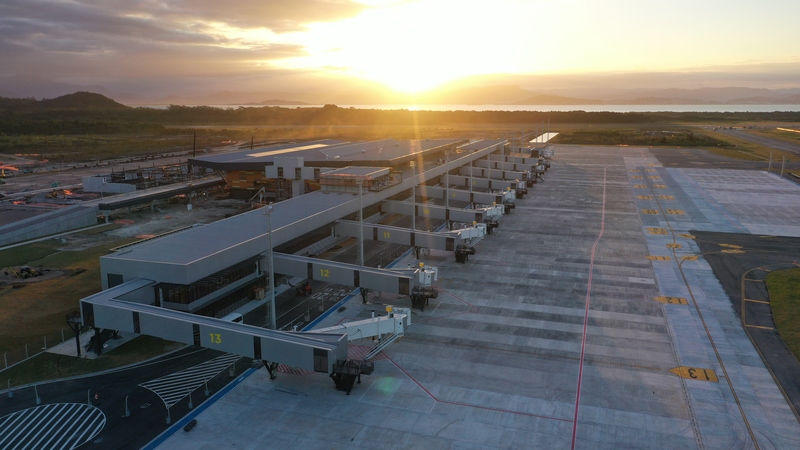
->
[276, 0, 536, 95]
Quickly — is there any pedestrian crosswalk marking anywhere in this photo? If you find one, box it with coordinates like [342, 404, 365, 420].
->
[0, 403, 105, 450]
[140, 353, 241, 409]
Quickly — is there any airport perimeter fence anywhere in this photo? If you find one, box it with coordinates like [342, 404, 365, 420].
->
[1, 327, 74, 373]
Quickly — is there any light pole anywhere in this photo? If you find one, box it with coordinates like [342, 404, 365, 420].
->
[357, 179, 365, 267]
[265, 202, 276, 329]
[445, 150, 449, 210]
[412, 179, 416, 231]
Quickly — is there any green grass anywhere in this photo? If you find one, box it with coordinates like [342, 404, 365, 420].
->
[553, 127, 732, 149]
[766, 267, 800, 360]
[1, 241, 64, 268]
[2, 336, 184, 388]
[0, 234, 136, 355]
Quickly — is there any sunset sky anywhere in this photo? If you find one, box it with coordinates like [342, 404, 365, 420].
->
[2, 0, 800, 99]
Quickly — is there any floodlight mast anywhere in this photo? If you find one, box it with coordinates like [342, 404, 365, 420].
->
[358, 178, 364, 267]
[265, 202, 276, 329]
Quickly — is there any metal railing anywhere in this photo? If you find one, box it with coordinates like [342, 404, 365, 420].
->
[2, 328, 73, 373]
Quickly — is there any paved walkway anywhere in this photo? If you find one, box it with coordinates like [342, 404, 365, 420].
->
[155, 145, 800, 449]
[46, 330, 138, 359]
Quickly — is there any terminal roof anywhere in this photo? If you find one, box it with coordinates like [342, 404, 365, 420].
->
[190, 139, 463, 171]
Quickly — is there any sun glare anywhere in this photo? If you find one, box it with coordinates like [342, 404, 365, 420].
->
[276, 0, 544, 94]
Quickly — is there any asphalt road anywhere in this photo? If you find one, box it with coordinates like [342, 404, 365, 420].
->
[0, 347, 253, 450]
[693, 231, 800, 418]
[714, 128, 800, 158]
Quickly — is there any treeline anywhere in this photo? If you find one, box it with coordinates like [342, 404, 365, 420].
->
[2, 93, 800, 136]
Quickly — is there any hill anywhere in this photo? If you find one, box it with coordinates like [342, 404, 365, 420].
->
[0, 92, 129, 111]
[39, 92, 129, 110]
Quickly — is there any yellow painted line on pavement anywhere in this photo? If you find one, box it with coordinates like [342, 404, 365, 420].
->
[647, 228, 668, 235]
[670, 366, 719, 382]
[646, 255, 671, 261]
[746, 325, 775, 331]
[655, 296, 688, 305]
[744, 299, 770, 304]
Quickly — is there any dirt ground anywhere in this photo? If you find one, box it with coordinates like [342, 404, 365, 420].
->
[0, 197, 249, 287]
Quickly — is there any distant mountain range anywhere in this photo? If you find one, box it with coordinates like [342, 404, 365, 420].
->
[2, 74, 800, 106]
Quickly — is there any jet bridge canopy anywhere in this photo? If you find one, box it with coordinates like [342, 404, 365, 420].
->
[80, 279, 348, 373]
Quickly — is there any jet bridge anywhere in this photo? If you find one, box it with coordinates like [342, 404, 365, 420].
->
[443, 176, 525, 199]
[490, 154, 547, 183]
[80, 279, 348, 374]
[422, 185, 503, 206]
[307, 306, 411, 394]
[335, 220, 458, 250]
[474, 159, 533, 173]
[381, 199, 485, 224]
[271, 253, 415, 295]
[333, 219, 488, 259]
[457, 167, 528, 182]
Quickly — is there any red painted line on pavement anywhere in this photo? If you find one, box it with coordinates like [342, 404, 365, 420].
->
[413, 287, 479, 323]
[385, 355, 570, 422]
[571, 166, 609, 449]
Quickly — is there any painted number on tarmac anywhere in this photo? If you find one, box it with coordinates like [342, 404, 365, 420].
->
[658, 195, 675, 200]
[652, 184, 668, 189]
[655, 296, 688, 305]
[645, 169, 657, 172]
[646, 255, 671, 261]
[667, 243, 682, 249]
[666, 209, 685, 215]
[631, 176, 643, 180]
[634, 184, 648, 189]
[629, 169, 641, 172]
[648, 176, 661, 180]
[637, 195, 653, 200]
[642, 209, 659, 214]
[669, 366, 719, 382]
[647, 228, 668, 235]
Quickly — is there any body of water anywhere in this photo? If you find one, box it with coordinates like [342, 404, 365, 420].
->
[136, 104, 800, 113]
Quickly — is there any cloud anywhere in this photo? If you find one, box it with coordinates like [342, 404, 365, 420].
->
[0, 0, 365, 88]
